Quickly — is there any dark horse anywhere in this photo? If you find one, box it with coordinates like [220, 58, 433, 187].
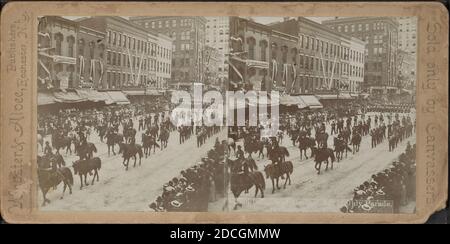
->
[298, 136, 316, 160]
[264, 161, 294, 193]
[334, 137, 352, 162]
[142, 133, 160, 157]
[311, 147, 336, 175]
[76, 142, 97, 160]
[37, 156, 73, 206]
[106, 132, 123, 156]
[350, 133, 362, 153]
[158, 129, 169, 150]
[52, 133, 74, 155]
[118, 143, 144, 170]
[268, 145, 290, 163]
[72, 157, 101, 189]
[228, 159, 265, 210]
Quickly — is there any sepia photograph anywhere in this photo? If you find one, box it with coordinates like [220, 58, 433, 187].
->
[36, 15, 417, 214]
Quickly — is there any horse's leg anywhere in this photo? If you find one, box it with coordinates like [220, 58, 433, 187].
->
[254, 186, 258, 198]
[79, 174, 83, 189]
[317, 162, 321, 175]
[91, 170, 96, 185]
[284, 173, 288, 189]
[84, 173, 89, 186]
[41, 188, 48, 206]
[276, 177, 281, 190]
[61, 182, 67, 199]
[271, 178, 275, 194]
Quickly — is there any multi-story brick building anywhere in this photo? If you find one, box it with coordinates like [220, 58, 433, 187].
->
[322, 17, 399, 94]
[130, 16, 207, 85]
[38, 16, 78, 89]
[76, 26, 107, 89]
[205, 17, 229, 82]
[76, 16, 159, 90]
[229, 17, 365, 95]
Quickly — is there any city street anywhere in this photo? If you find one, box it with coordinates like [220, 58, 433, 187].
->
[209, 112, 416, 213]
[40, 116, 227, 211]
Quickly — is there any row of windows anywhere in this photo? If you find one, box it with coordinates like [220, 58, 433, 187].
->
[107, 30, 171, 60]
[298, 35, 364, 63]
[106, 51, 171, 74]
[297, 55, 364, 78]
[331, 22, 388, 33]
[144, 19, 195, 29]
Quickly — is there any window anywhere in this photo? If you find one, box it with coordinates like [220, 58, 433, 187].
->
[344, 25, 348, 32]
[108, 31, 111, 44]
[55, 33, 63, 55]
[338, 26, 342, 32]
[299, 55, 304, 68]
[248, 38, 255, 60]
[158, 21, 162, 28]
[107, 51, 111, 65]
[152, 22, 155, 28]
[172, 19, 176, 27]
[67, 36, 75, 57]
[351, 24, 355, 32]
[113, 32, 116, 45]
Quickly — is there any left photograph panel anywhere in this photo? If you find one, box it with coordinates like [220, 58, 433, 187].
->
[36, 16, 229, 211]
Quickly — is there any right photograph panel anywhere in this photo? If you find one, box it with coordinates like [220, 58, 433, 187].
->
[223, 16, 416, 214]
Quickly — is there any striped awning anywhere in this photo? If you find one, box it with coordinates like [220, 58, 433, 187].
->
[280, 95, 308, 109]
[53, 91, 86, 103]
[299, 95, 323, 109]
[105, 91, 130, 105]
[38, 92, 56, 105]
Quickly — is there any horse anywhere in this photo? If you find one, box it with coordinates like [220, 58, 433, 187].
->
[267, 145, 290, 163]
[53, 134, 74, 155]
[311, 147, 336, 175]
[228, 158, 265, 209]
[118, 142, 144, 170]
[72, 157, 101, 189]
[158, 129, 169, 149]
[124, 127, 137, 143]
[142, 133, 160, 157]
[315, 131, 329, 148]
[37, 157, 73, 206]
[298, 136, 316, 160]
[350, 133, 362, 153]
[264, 161, 294, 193]
[106, 132, 123, 156]
[334, 137, 352, 162]
[76, 142, 97, 160]
[243, 138, 265, 157]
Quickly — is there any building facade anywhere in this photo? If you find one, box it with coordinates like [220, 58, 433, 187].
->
[323, 17, 399, 94]
[38, 16, 78, 90]
[154, 33, 173, 89]
[76, 26, 107, 89]
[396, 17, 417, 54]
[205, 17, 229, 82]
[130, 16, 207, 85]
[77, 16, 158, 90]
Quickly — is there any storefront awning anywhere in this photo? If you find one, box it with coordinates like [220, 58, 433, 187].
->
[75, 89, 109, 103]
[280, 95, 308, 109]
[299, 95, 323, 109]
[53, 91, 86, 103]
[105, 91, 130, 105]
[38, 92, 56, 105]
[315, 93, 352, 100]
[123, 90, 146, 96]
[145, 90, 163, 96]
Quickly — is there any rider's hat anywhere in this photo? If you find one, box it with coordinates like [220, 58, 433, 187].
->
[170, 200, 182, 208]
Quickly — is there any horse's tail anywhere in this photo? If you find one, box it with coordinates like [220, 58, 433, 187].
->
[286, 161, 294, 174]
[92, 144, 97, 153]
[61, 167, 74, 186]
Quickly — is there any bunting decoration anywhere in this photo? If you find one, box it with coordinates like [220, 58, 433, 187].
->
[290, 64, 297, 94]
[271, 59, 278, 87]
[78, 55, 85, 82]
